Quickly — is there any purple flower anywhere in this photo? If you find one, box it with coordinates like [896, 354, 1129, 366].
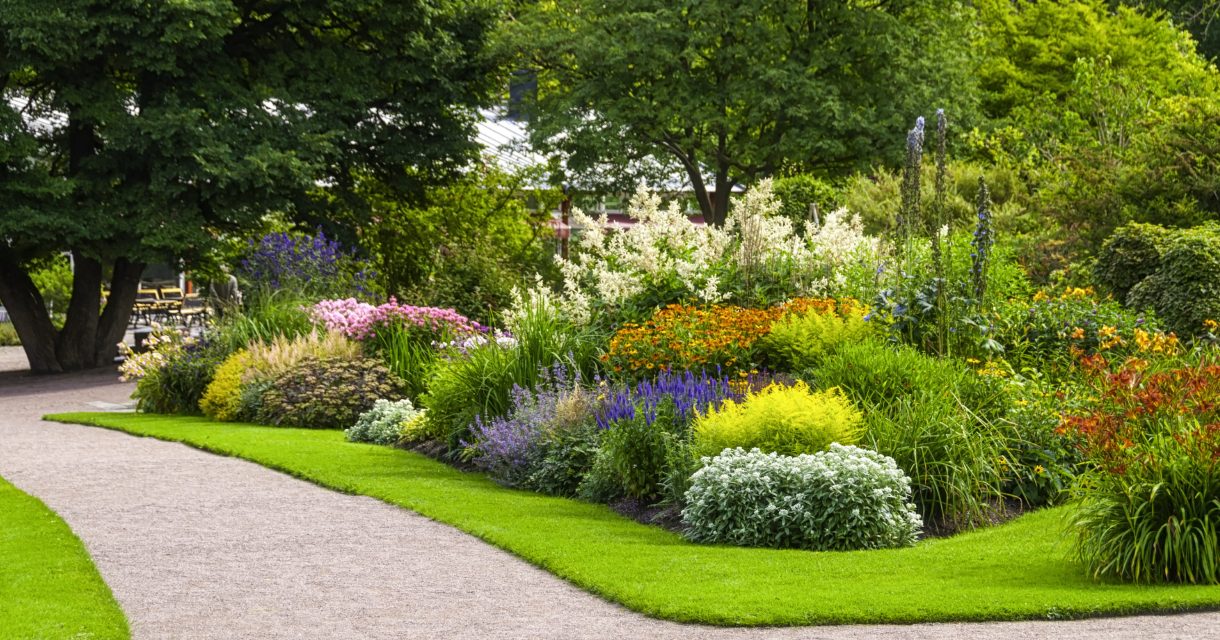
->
[595, 369, 746, 431]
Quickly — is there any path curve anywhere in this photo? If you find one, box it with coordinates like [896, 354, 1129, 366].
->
[0, 359, 1217, 639]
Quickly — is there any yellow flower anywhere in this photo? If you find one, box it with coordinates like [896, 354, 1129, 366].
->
[1032, 290, 1049, 303]
[1206, 319, 1219, 332]
[1034, 465, 1046, 475]
[1069, 327, 1085, 340]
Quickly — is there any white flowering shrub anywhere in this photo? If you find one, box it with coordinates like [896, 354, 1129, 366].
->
[346, 398, 425, 445]
[682, 445, 922, 551]
[539, 180, 883, 325]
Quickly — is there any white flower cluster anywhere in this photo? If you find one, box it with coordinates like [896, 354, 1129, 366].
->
[345, 398, 425, 445]
[534, 180, 881, 324]
[682, 444, 922, 551]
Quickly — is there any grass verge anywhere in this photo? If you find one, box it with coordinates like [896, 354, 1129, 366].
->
[0, 474, 129, 639]
[47, 412, 1220, 626]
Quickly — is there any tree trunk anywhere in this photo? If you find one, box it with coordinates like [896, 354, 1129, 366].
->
[0, 253, 145, 373]
[55, 256, 103, 370]
[0, 251, 62, 373]
[95, 258, 144, 365]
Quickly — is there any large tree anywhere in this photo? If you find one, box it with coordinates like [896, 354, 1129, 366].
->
[503, 0, 978, 225]
[0, 0, 503, 373]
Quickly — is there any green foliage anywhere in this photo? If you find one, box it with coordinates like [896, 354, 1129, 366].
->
[258, 357, 406, 430]
[598, 409, 674, 501]
[1128, 226, 1220, 336]
[521, 421, 602, 498]
[1093, 222, 1174, 303]
[0, 323, 18, 346]
[423, 293, 603, 450]
[693, 382, 862, 459]
[972, 2, 1220, 259]
[207, 291, 315, 355]
[199, 350, 251, 422]
[760, 301, 872, 372]
[840, 161, 1026, 236]
[355, 162, 559, 324]
[682, 445, 922, 551]
[133, 341, 229, 416]
[771, 175, 840, 231]
[27, 256, 73, 317]
[508, 0, 979, 223]
[812, 341, 1011, 526]
[0, 0, 504, 372]
[346, 399, 425, 445]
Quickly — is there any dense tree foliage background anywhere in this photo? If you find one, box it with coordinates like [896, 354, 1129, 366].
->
[0, 0, 505, 372]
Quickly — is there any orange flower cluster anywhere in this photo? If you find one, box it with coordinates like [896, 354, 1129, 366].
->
[603, 304, 785, 378]
[1060, 363, 1220, 473]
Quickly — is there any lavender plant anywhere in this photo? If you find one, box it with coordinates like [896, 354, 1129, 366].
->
[466, 364, 596, 486]
[972, 177, 995, 304]
[239, 229, 375, 301]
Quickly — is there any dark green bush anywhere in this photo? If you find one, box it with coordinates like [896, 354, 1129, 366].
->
[771, 175, 840, 231]
[133, 340, 229, 415]
[1093, 222, 1173, 303]
[1128, 226, 1220, 337]
[258, 356, 406, 429]
[522, 421, 601, 498]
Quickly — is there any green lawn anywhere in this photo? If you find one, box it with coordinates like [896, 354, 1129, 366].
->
[0, 474, 129, 639]
[47, 412, 1220, 626]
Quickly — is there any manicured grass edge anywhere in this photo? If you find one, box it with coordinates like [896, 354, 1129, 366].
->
[45, 412, 1220, 628]
[0, 474, 129, 639]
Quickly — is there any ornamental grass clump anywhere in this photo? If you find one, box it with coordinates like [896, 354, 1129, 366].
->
[692, 381, 862, 458]
[1064, 361, 1220, 584]
[682, 445, 922, 551]
[346, 398, 426, 445]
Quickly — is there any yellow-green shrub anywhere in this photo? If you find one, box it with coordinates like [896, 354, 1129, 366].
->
[693, 381, 863, 458]
[199, 350, 252, 422]
[760, 299, 872, 372]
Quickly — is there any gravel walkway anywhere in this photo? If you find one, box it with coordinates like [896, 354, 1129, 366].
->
[0, 356, 1217, 639]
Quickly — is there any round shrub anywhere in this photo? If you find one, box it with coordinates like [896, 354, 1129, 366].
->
[1128, 226, 1220, 337]
[772, 174, 840, 231]
[133, 338, 229, 415]
[258, 356, 406, 429]
[346, 398, 425, 445]
[682, 445, 922, 551]
[692, 381, 862, 458]
[199, 350, 251, 422]
[1093, 222, 1172, 303]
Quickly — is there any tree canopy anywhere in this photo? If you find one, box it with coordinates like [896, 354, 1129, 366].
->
[0, 0, 505, 372]
[503, 0, 979, 225]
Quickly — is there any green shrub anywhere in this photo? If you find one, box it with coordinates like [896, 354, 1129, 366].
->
[0, 323, 18, 346]
[423, 290, 602, 451]
[521, 421, 602, 498]
[771, 174, 840, 231]
[693, 381, 862, 459]
[682, 445, 922, 551]
[258, 356, 406, 429]
[812, 341, 1011, 527]
[199, 350, 251, 421]
[594, 400, 683, 501]
[133, 339, 229, 415]
[346, 398, 425, 445]
[1128, 226, 1220, 337]
[210, 291, 314, 353]
[759, 299, 872, 372]
[1093, 222, 1173, 303]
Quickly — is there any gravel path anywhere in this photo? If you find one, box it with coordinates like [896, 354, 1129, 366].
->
[0, 364, 1217, 639]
